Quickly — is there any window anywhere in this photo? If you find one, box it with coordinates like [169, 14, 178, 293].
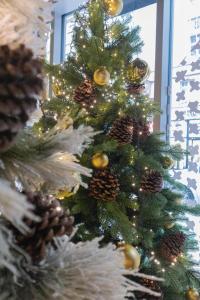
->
[190, 35, 196, 43]
[62, 13, 76, 61]
[169, 0, 200, 202]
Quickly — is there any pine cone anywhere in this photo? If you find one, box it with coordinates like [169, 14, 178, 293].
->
[132, 118, 150, 144]
[141, 170, 163, 193]
[127, 83, 145, 95]
[159, 232, 186, 262]
[134, 278, 163, 300]
[0, 44, 43, 152]
[74, 79, 96, 108]
[89, 169, 120, 201]
[14, 192, 74, 263]
[108, 116, 133, 145]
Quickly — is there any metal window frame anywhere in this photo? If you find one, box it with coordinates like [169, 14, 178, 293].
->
[153, 0, 174, 141]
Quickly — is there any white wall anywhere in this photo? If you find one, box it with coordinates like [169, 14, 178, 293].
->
[53, 0, 85, 64]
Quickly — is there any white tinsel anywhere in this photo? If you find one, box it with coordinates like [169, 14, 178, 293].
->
[10, 237, 162, 300]
[0, 180, 37, 233]
[47, 122, 99, 156]
[31, 152, 92, 192]
[2, 120, 96, 193]
[0, 181, 38, 278]
[0, 0, 53, 56]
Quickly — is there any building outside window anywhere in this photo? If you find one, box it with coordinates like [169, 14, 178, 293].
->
[170, 0, 200, 203]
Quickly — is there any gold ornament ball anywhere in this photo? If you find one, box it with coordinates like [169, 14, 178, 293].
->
[57, 189, 74, 200]
[94, 67, 110, 86]
[92, 153, 109, 169]
[161, 156, 174, 169]
[104, 0, 123, 16]
[52, 83, 63, 97]
[186, 288, 200, 300]
[127, 58, 150, 84]
[164, 221, 175, 229]
[122, 244, 141, 270]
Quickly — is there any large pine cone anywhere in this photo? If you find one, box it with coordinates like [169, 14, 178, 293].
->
[132, 118, 150, 144]
[14, 192, 74, 263]
[0, 44, 43, 152]
[134, 278, 163, 300]
[140, 170, 163, 193]
[89, 169, 120, 201]
[159, 232, 186, 262]
[108, 116, 133, 145]
[74, 79, 96, 108]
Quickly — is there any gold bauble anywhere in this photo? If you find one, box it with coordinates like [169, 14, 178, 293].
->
[57, 189, 74, 200]
[94, 67, 110, 86]
[52, 83, 63, 97]
[104, 0, 123, 16]
[127, 58, 150, 84]
[186, 288, 200, 300]
[161, 156, 174, 169]
[92, 153, 109, 169]
[120, 244, 141, 270]
[164, 221, 175, 229]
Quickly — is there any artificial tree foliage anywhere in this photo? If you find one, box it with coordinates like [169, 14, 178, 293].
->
[42, 0, 200, 298]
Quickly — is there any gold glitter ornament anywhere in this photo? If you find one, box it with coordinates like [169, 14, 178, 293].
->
[127, 58, 150, 84]
[93, 67, 110, 86]
[92, 153, 109, 169]
[186, 288, 200, 300]
[104, 0, 123, 16]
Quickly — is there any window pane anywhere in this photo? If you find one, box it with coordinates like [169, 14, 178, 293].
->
[62, 13, 76, 61]
[121, 4, 157, 98]
[170, 0, 200, 202]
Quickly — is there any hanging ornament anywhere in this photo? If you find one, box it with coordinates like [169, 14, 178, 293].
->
[164, 220, 175, 230]
[108, 116, 133, 145]
[89, 169, 120, 201]
[118, 243, 141, 270]
[161, 156, 174, 169]
[140, 170, 163, 193]
[93, 67, 110, 86]
[57, 189, 74, 200]
[164, 213, 175, 229]
[186, 288, 200, 300]
[52, 83, 63, 97]
[74, 79, 96, 108]
[92, 153, 109, 169]
[127, 58, 150, 84]
[159, 231, 186, 262]
[104, 0, 124, 17]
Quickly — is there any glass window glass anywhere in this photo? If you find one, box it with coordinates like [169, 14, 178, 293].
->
[170, 0, 200, 202]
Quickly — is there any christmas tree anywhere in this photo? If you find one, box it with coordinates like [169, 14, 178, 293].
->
[44, 0, 200, 299]
[0, 0, 164, 299]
